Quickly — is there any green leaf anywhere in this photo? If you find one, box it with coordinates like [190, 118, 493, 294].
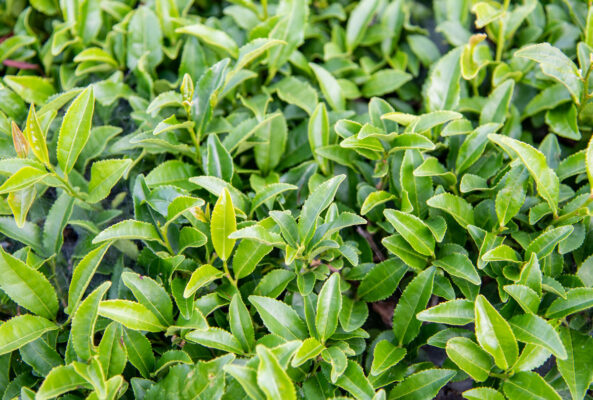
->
[503, 371, 562, 400]
[495, 168, 526, 227]
[417, 299, 475, 326]
[433, 253, 480, 285]
[229, 221, 284, 246]
[315, 273, 342, 343]
[370, 340, 406, 376]
[86, 159, 132, 203]
[334, 360, 375, 400]
[298, 174, 346, 246]
[309, 63, 345, 111]
[8, 187, 36, 229]
[463, 388, 505, 400]
[446, 337, 492, 381]
[322, 345, 348, 383]
[292, 337, 325, 367]
[0, 165, 49, 195]
[71, 282, 111, 361]
[389, 369, 455, 400]
[474, 295, 518, 370]
[251, 183, 297, 215]
[390, 133, 435, 151]
[339, 296, 369, 332]
[92, 220, 162, 244]
[455, 123, 500, 175]
[508, 314, 565, 360]
[480, 79, 514, 125]
[123, 328, 155, 378]
[0, 247, 58, 320]
[153, 350, 192, 376]
[525, 226, 573, 259]
[144, 160, 197, 190]
[489, 134, 559, 216]
[256, 345, 296, 400]
[384, 209, 435, 256]
[166, 195, 205, 222]
[122, 271, 173, 326]
[0, 315, 58, 355]
[126, 7, 163, 68]
[267, 0, 307, 77]
[504, 285, 539, 314]
[392, 267, 435, 345]
[249, 295, 308, 341]
[273, 76, 318, 115]
[557, 327, 593, 400]
[36, 365, 89, 400]
[178, 226, 208, 253]
[0, 35, 35, 63]
[4, 75, 55, 105]
[545, 288, 593, 319]
[43, 192, 75, 255]
[98, 322, 126, 378]
[224, 363, 266, 400]
[345, 0, 380, 53]
[546, 103, 580, 140]
[23, 104, 50, 166]
[206, 133, 234, 182]
[518, 253, 542, 296]
[229, 293, 255, 353]
[184, 264, 223, 298]
[357, 258, 408, 301]
[382, 234, 429, 271]
[171, 277, 194, 320]
[427, 193, 475, 228]
[67, 243, 110, 315]
[98, 300, 165, 332]
[233, 38, 285, 73]
[211, 188, 237, 261]
[586, 133, 593, 193]
[363, 70, 412, 97]
[56, 87, 95, 175]
[185, 327, 244, 354]
[176, 23, 239, 58]
[19, 337, 63, 377]
[233, 239, 273, 279]
[424, 47, 462, 112]
[309, 102, 331, 174]
[361, 191, 395, 216]
[515, 43, 582, 104]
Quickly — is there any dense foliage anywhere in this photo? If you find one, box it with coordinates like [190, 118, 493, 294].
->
[2, 0, 593, 399]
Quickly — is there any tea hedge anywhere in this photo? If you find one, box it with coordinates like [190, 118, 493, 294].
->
[1, 0, 593, 399]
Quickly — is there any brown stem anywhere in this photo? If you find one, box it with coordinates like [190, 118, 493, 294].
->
[357, 226, 386, 262]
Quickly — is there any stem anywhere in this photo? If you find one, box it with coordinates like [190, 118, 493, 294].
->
[262, 0, 268, 20]
[48, 259, 67, 309]
[160, 228, 175, 254]
[490, 372, 510, 379]
[125, 149, 146, 179]
[553, 195, 593, 225]
[471, 77, 479, 97]
[186, 124, 201, 165]
[50, 170, 85, 201]
[223, 259, 238, 289]
[495, 0, 511, 62]
[579, 61, 593, 111]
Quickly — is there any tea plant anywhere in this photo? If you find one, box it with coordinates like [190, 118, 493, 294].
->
[1, 0, 593, 399]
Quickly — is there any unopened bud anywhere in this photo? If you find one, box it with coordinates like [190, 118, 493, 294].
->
[11, 121, 28, 158]
[180, 73, 194, 104]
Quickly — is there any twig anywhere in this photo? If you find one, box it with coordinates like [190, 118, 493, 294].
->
[357, 226, 386, 261]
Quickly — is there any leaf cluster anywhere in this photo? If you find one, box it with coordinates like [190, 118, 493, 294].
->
[1, 0, 593, 399]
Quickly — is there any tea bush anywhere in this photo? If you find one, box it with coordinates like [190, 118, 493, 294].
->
[1, 0, 593, 399]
